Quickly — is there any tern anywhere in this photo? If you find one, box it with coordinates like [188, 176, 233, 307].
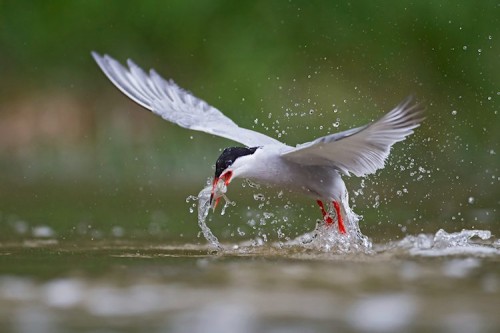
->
[92, 52, 424, 234]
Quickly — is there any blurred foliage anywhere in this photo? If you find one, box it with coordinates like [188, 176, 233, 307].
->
[0, 0, 498, 240]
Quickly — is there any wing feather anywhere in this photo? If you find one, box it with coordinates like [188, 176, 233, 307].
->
[281, 97, 425, 176]
[92, 52, 283, 147]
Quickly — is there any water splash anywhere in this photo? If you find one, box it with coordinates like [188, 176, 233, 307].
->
[194, 184, 494, 258]
[194, 183, 373, 254]
[285, 193, 372, 253]
[196, 185, 222, 251]
[384, 229, 499, 257]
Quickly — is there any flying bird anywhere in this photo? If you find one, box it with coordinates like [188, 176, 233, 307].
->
[92, 52, 424, 234]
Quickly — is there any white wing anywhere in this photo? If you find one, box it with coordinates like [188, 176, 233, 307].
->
[92, 52, 283, 147]
[281, 97, 424, 177]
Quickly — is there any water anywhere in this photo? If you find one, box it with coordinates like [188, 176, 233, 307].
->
[160, 184, 500, 332]
[0, 229, 498, 333]
[196, 185, 221, 250]
[1, 183, 498, 332]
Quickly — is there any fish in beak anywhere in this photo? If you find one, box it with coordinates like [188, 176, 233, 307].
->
[210, 171, 233, 210]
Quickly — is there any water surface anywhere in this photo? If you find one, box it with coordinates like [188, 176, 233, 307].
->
[0, 228, 498, 333]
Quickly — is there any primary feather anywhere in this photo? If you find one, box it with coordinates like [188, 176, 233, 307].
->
[92, 52, 283, 147]
[281, 97, 425, 176]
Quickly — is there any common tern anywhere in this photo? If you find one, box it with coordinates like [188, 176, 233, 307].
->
[92, 52, 424, 234]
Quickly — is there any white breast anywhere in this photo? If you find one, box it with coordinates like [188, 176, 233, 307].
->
[235, 145, 347, 201]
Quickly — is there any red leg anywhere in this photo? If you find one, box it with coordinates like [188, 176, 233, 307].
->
[332, 201, 346, 234]
[316, 200, 333, 224]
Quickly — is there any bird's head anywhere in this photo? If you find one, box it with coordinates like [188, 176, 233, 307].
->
[210, 146, 258, 210]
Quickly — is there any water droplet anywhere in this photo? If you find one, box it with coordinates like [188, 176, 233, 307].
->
[245, 179, 261, 189]
[468, 197, 475, 204]
[263, 212, 274, 219]
[253, 193, 266, 201]
[462, 45, 468, 50]
[451, 110, 457, 116]
[221, 199, 234, 215]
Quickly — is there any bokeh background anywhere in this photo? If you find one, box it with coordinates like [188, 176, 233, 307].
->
[0, 0, 498, 244]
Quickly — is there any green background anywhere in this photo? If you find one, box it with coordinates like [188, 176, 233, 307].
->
[0, 1, 498, 243]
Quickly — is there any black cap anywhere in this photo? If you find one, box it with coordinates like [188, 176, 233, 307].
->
[215, 147, 258, 178]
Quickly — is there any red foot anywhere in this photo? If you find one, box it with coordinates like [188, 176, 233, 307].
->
[316, 200, 342, 230]
[333, 201, 346, 234]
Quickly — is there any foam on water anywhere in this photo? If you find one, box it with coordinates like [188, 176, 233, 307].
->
[383, 229, 499, 257]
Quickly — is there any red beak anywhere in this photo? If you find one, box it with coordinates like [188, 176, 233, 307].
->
[210, 177, 220, 208]
[210, 171, 233, 210]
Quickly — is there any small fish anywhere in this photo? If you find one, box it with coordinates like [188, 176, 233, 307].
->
[210, 178, 231, 211]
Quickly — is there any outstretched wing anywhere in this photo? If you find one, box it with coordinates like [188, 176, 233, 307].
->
[281, 97, 424, 176]
[92, 52, 283, 147]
